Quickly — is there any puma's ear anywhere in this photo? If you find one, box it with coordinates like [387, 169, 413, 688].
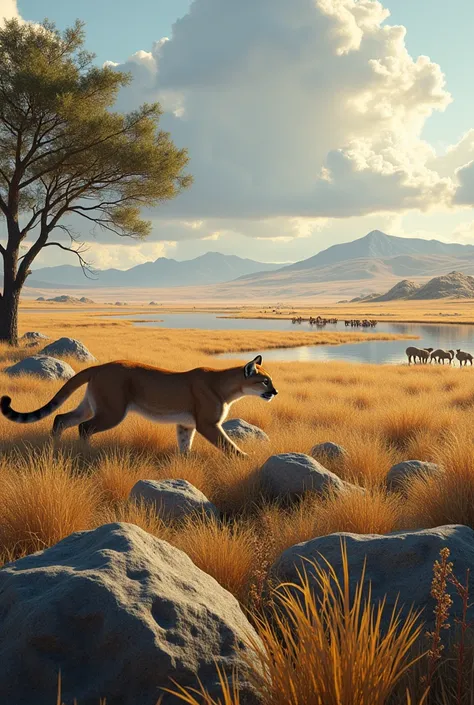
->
[244, 355, 262, 378]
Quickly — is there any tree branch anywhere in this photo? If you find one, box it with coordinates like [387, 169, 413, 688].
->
[21, 240, 96, 278]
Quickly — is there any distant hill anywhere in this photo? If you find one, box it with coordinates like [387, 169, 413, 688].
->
[412, 271, 474, 299]
[30, 252, 281, 288]
[36, 295, 95, 303]
[277, 230, 474, 273]
[369, 279, 421, 302]
[363, 272, 474, 302]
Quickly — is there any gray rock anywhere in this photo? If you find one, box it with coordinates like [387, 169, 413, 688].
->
[4, 355, 75, 380]
[0, 522, 260, 705]
[39, 337, 96, 362]
[223, 418, 269, 442]
[311, 442, 347, 461]
[271, 525, 474, 632]
[130, 479, 219, 521]
[21, 331, 49, 342]
[260, 452, 346, 498]
[387, 460, 443, 493]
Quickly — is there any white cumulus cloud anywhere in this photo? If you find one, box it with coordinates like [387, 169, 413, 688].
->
[110, 0, 454, 229]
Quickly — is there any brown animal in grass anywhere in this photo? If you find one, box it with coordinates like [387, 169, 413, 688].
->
[0, 356, 277, 456]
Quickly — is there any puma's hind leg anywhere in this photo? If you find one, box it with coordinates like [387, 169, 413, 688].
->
[78, 409, 127, 443]
[176, 425, 196, 454]
[52, 394, 93, 440]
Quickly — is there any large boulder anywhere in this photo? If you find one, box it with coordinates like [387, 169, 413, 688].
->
[386, 460, 443, 493]
[222, 418, 269, 443]
[272, 525, 474, 632]
[130, 479, 219, 521]
[0, 523, 260, 705]
[4, 355, 75, 380]
[39, 337, 96, 362]
[260, 452, 348, 499]
[310, 442, 347, 462]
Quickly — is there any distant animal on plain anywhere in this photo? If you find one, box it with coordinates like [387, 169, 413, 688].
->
[456, 349, 474, 366]
[0, 355, 278, 456]
[406, 346, 431, 364]
[431, 348, 455, 364]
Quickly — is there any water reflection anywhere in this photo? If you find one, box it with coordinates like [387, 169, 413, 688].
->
[116, 313, 474, 365]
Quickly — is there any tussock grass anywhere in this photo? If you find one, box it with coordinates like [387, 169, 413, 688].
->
[403, 432, 474, 530]
[0, 446, 100, 559]
[102, 499, 175, 543]
[172, 515, 259, 605]
[165, 544, 424, 705]
[95, 449, 159, 503]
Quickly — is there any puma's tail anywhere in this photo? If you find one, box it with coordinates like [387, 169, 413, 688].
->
[0, 367, 96, 424]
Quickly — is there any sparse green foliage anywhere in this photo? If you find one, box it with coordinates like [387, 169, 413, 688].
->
[0, 18, 191, 344]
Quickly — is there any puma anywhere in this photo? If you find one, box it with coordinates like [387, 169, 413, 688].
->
[0, 355, 277, 456]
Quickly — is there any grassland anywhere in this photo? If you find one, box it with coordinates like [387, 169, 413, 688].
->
[3, 312, 474, 703]
[20, 293, 474, 324]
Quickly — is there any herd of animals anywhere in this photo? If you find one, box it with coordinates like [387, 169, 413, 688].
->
[290, 316, 377, 328]
[406, 346, 474, 365]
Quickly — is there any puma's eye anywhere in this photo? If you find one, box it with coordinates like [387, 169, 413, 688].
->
[262, 378, 269, 386]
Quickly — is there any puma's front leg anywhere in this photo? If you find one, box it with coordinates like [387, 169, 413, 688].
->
[196, 421, 247, 457]
[176, 425, 196, 454]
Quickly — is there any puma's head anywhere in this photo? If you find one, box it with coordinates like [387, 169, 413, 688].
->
[242, 355, 278, 402]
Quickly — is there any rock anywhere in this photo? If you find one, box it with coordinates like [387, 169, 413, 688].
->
[311, 442, 347, 462]
[223, 418, 269, 442]
[5, 355, 75, 380]
[386, 460, 443, 493]
[0, 522, 260, 705]
[271, 525, 474, 632]
[130, 479, 219, 521]
[39, 337, 96, 362]
[260, 452, 347, 499]
[21, 331, 49, 342]
[36, 296, 45, 301]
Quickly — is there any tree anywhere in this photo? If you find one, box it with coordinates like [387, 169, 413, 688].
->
[0, 19, 191, 345]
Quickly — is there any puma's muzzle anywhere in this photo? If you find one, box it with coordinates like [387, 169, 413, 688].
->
[261, 387, 278, 401]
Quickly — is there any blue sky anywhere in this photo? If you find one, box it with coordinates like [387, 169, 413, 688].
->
[12, 0, 474, 268]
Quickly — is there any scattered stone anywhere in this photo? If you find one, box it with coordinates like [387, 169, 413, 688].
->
[39, 337, 96, 362]
[311, 442, 347, 462]
[271, 525, 474, 632]
[223, 418, 269, 442]
[0, 522, 260, 705]
[260, 452, 347, 499]
[21, 331, 49, 342]
[130, 479, 219, 521]
[5, 355, 75, 380]
[386, 460, 443, 493]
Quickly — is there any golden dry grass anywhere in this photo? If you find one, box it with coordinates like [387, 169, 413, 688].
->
[3, 312, 474, 702]
[3, 318, 474, 571]
[165, 544, 425, 705]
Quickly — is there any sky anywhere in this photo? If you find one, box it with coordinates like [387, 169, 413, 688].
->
[5, 0, 474, 269]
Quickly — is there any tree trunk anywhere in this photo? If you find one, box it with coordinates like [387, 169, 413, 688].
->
[0, 289, 20, 346]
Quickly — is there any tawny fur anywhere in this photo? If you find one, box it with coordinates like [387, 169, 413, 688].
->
[0, 356, 278, 456]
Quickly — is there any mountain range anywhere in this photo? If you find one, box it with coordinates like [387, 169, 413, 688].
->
[24, 230, 474, 300]
[28, 252, 281, 288]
